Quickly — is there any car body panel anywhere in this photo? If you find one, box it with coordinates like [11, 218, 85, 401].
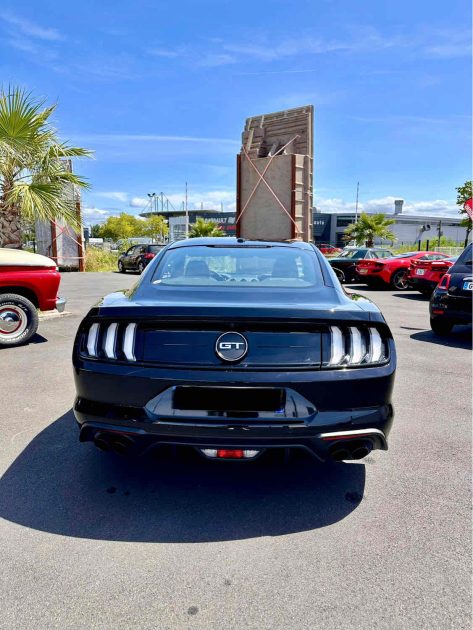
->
[118, 244, 164, 272]
[329, 247, 393, 283]
[430, 245, 473, 327]
[356, 251, 448, 287]
[73, 237, 396, 461]
[0, 248, 62, 311]
[409, 256, 457, 293]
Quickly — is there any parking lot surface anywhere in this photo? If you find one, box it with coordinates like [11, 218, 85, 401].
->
[0, 272, 471, 629]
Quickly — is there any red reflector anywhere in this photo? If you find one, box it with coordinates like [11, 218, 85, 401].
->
[322, 433, 373, 441]
[217, 449, 244, 459]
[432, 309, 444, 315]
[143, 253, 155, 259]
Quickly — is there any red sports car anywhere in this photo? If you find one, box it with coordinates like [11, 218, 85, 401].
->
[317, 243, 342, 256]
[0, 248, 66, 347]
[355, 251, 449, 290]
[409, 256, 457, 295]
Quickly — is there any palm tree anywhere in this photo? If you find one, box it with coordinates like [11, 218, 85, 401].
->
[188, 217, 224, 238]
[344, 212, 396, 247]
[0, 87, 92, 248]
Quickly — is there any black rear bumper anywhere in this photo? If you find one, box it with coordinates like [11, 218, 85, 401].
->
[73, 350, 395, 461]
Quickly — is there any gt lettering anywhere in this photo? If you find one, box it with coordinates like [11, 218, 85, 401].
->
[219, 342, 245, 350]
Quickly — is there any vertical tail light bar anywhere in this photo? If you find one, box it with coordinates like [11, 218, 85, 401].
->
[104, 323, 118, 359]
[328, 326, 345, 366]
[368, 328, 383, 362]
[348, 327, 363, 364]
[86, 323, 100, 357]
[123, 323, 137, 361]
[325, 326, 387, 367]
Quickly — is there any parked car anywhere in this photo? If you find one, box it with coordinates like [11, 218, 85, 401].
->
[409, 256, 457, 296]
[328, 247, 393, 283]
[0, 248, 66, 347]
[118, 244, 164, 274]
[73, 237, 396, 463]
[317, 243, 342, 256]
[430, 244, 472, 335]
[356, 251, 448, 290]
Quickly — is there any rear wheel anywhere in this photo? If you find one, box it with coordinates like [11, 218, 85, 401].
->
[0, 293, 39, 347]
[391, 269, 409, 290]
[118, 260, 126, 273]
[430, 317, 453, 335]
[333, 268, 345, 283]
[138, 261, 145, 274]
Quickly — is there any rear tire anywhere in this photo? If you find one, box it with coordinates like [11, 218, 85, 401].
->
[333, 268, 345, 283]
[0, 293, 39, 347]
[118, 260, 126, 273]
[138, 261, 145, 274]
[391, 269, 409, 290]
[430, 317, 453, 335]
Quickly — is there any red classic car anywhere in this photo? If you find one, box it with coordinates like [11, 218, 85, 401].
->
[355, 251, 449, 290]
[409, 256, 457, 295]
[0, 248, 66, 347]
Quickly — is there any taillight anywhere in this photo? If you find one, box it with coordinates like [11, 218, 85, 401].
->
[84, 322, 137, 361]
[143, 253, 155, 260]
[324, 326, 388, 368]
[438, 274, 451, 289]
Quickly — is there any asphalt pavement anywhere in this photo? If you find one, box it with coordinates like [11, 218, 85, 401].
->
[0, 272, 471, 629]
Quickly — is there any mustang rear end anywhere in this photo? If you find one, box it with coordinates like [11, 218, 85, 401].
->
[72, 238, 396, 462]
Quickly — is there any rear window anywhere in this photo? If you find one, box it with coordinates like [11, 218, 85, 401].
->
[339, 248, 367, 259]
[148, 245, 164, 254]
[151, 245, 321, 288]
[454, 244, 472, 267]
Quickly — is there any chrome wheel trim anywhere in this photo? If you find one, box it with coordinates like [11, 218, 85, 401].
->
[0, 305, 28, 338]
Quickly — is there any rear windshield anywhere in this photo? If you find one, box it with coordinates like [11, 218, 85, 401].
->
[151, 245, 321, 288]
[339, 249, 366, 259]
[148, 245, 164, 254]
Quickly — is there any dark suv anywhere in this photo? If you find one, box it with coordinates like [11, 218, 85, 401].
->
[430, 243, 472, 335]
[118, 244, 164, 274]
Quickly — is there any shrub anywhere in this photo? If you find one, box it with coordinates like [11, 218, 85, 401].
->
[84, 247, 118, 272]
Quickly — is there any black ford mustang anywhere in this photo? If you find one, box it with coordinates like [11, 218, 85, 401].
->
[73, 238, 396, 462]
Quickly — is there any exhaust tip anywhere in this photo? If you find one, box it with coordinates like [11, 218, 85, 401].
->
[351, 445, 371, 460]
[331, 448, 351, 461]
[93, 433, 110, 452]
[109, 435, 135, 456]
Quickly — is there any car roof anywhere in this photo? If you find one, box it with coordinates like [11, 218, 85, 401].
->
[168, 237, 314, 250]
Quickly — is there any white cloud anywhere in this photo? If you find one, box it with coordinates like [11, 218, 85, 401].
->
[0, 11, 63, 41]
[82, 207, 111, 223]
[316, 196, 459, 217]
[148, 46, 186, 58]
[75, 133, 239, 145]
[130, 190, 236, 212]
[95, 191, 129, 203]
[130, 197, 149, 208]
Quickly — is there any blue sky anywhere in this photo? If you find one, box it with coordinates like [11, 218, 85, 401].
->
[1, 0, 471, 224]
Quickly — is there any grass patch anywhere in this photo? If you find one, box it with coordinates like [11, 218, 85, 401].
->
[85, 247, 118, 272]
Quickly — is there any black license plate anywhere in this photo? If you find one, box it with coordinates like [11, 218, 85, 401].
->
[173, 387, 286, 412]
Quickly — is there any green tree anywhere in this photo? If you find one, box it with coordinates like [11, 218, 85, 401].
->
[90, 224, 102, 238]
[344, 212, 396, 247]
[456, 180, 472, 246]
[98, 213, 143, 241]
[188, 217, 224, 238]
[0, 87, 92, 248]
[141, 215, 169, 242]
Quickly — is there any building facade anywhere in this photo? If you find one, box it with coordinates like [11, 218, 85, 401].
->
[313, 211, 468, 248]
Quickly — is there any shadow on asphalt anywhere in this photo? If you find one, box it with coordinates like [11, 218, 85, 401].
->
[392, 292, 429, 301]
[0, 410, 365, 543]
[410, 327, 472, 349]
